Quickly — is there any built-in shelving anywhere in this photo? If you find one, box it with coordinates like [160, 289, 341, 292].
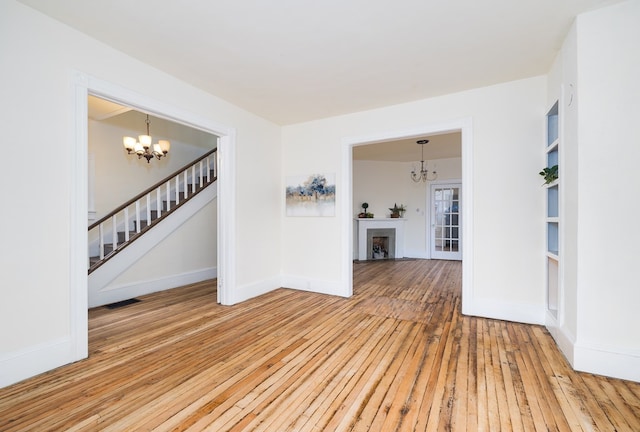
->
[545, 101, 560, 319]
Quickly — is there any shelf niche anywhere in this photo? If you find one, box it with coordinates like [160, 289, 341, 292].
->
[545, 100, 560, 320]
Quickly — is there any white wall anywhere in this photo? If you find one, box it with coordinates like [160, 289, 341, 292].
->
[0, 0, 281, 387]
[573, 0, 640, 381]
[353, 158, 462, 258]
[89, 111, 215, 219]
[282, 76, 547, 322]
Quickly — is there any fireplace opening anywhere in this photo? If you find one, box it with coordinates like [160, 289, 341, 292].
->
[366, 228, 396, 260]
[372, 236, 389, 259]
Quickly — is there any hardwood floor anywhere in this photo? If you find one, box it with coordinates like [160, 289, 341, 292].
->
[1, 260, 639, 431]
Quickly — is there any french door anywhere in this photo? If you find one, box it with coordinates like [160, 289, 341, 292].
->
[430, 183, 462, 260]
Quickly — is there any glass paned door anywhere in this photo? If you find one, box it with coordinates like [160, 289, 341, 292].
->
[430, 183, 462, 260]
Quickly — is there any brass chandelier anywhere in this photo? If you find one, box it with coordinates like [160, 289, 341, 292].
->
[410, 139, 437, 182]
[123, 114, 170, 163]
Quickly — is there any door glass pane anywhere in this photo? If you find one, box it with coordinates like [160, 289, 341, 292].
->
[434, 187, 460, 253]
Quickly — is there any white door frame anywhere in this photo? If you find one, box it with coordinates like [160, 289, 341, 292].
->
[341, 118, 474, 314]
[429, 181, 462, 260]
[70, 72, 237, 362]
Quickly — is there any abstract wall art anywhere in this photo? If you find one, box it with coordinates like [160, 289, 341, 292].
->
[285, 173, 336, 217]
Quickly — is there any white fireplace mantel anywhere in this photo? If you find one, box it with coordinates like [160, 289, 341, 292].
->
[355, 218, 406, 261]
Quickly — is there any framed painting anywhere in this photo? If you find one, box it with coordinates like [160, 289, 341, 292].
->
[285, 173, 336, 217]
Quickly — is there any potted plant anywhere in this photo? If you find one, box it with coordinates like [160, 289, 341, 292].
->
[539, 165, 558, 185]
[389, 203, 406, 218]
[358, 202, 374, 218]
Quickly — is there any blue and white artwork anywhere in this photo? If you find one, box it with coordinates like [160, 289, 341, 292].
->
[285, 173, 336, 217]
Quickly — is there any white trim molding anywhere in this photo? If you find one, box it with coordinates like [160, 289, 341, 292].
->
[70, 71, 89, 363]
[574, 342, 640, 383]
[229, 276, 283, 305]
[216, 132, 237, 305]
[67, 71, 237, 377]
[341, 118, 474, 308]
[281, 275, 347, 297]
[547, 323, 576, 366]
[0, 338, 73, 388]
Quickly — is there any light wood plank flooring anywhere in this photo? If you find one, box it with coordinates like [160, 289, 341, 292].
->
[1, 260, 639, 431]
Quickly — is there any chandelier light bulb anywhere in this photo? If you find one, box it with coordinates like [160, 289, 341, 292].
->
[122, 114, 170, 163]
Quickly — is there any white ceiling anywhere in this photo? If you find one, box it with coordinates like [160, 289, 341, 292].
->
[87, 95, 131, 121]
[20, 0, 622, 125]
[353, 132, 461, 162]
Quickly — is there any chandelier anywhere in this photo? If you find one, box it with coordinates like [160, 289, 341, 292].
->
[410, 139, 437, 182]
[123, 114, 170, 163]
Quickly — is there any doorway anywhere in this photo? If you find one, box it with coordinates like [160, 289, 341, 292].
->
[70, 73, 237, 364]
[341, 118, 473, 312]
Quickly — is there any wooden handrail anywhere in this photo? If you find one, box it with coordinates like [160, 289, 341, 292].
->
[89, 148, 217, 230]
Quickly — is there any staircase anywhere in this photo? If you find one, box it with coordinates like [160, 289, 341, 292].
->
[88, 148, 217, 274]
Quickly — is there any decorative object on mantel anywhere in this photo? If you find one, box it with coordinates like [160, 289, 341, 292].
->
[358, 202, 374, 218]
[410, 139, 437, 182]
[123, 114, 171, 163]
[389, 203, 406, 218]
[539, 164, 558, 185]
[285, 173, 336, 216]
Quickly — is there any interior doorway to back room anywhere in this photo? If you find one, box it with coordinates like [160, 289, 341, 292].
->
[351, 132, 462, 262]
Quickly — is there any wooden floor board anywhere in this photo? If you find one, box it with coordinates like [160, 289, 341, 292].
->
[1, 260, 639, 431]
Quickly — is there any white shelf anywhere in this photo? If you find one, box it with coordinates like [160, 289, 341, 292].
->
[546, 138, 559, 153]
[547, 251, 559, 261]
[546, 217, 559, 223]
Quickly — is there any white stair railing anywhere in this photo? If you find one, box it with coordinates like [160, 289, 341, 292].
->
[88, 149, 217, 272]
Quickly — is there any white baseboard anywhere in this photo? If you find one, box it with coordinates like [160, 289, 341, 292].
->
[227, 274, 349, 305]
[403, 250, 430, 259]
[89, 267, 217, 308]
[281, 274, 348, 297]
[574, 342, 640, 382]
[228, 276, 282, 305]
[225, 274, 349, 306]
[0, 337, 78, 388]
[546, 320, 576, 365]
[543, 314, 639, 383]
[466, 297, 545, 325]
